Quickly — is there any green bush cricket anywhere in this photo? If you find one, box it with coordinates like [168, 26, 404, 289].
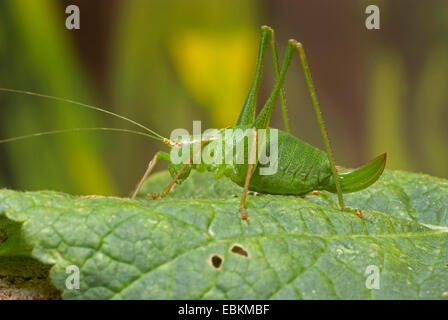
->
[0, 25, 386, 220]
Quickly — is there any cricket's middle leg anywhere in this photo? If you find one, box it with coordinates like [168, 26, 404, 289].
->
[238, 129, 258, 221]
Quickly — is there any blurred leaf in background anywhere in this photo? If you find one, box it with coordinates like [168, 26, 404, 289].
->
[169, 27, 257, 128]
[0, 0, 115, 195]
[413, 44, 448, 177]
[366, 48, 410, 171]
[363, 0, 448, 178]
[272, 0, 448, 180]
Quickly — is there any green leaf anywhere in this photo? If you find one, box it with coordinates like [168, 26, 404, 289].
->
[0, 170, 447, 299]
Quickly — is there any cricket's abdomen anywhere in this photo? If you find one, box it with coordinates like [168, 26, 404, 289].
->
[226, 129, 334, 195]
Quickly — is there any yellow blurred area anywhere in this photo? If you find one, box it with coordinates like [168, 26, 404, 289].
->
[367, 49, 409, 171]
[169, 29, 257, 127]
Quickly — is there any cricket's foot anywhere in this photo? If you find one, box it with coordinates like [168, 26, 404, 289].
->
[344, 206, 372, 218]
[239, 206, 250, 221]
[82, 195, 102, 199]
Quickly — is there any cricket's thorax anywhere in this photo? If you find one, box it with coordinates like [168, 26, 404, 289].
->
[187, 127, 334, 195]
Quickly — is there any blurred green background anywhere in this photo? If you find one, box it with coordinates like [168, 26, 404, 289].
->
[0, 0, 447, 196]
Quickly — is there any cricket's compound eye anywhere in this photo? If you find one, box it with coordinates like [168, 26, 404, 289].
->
[175, 141, 183, 148]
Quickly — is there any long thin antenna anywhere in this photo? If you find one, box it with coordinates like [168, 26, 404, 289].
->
[0, 127, 163, 144]
[0, 88, 166, 140]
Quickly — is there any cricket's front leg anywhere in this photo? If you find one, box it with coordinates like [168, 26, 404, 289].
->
[149, 137, 206, 200]
[131, 151, 170, 199]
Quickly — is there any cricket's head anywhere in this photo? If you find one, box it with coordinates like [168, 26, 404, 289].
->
[164, 128, 226, 149]
[163, 134, 203, 149]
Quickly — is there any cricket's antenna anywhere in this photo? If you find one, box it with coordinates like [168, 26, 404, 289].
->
[0, 127, 165, 144]
[0, 88, 167, 141]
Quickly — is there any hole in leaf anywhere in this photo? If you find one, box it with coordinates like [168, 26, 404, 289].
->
[230, 244, 249, 258]
[209, 254, 223, 270]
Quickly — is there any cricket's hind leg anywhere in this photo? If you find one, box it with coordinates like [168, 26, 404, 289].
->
[288, 41, 350, 214]
[301, 190, 366, 218]
[236, 25, 289, 131]
[264, 26, 290, 133]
